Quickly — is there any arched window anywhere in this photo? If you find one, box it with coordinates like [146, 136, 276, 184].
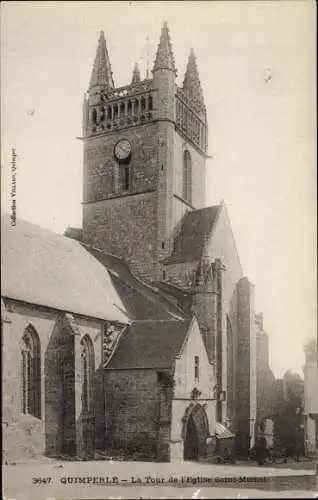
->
[119, 165, 131, 192]
[127, 100, 132, 115]
[21, 326, 41, 418]
[81, 335, 95, 413]
[134, 99, 139, 115]
[148, 95, 153, 111]
[92, 108, 97, 125]
[183, 150, 192, 203]
[119, 102, 125, 116]
[141, 96, 146, 111]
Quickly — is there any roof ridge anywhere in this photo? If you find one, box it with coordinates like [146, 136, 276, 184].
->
[80, 241, 128, 266]
[216, 202, 244, 275]
[1, 215, 70, 240]
[164, 204, 221, 265]
[2, 218, 129, 323]
[197, 204, 223, 262]
[131, 318, 188, 324]
[83, 243, 187, 320]
[189, 204, 220, 214]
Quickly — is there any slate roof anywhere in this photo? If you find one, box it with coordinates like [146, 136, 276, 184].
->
[82, 245, 186, 321]
[1, 216, 129, 322]
[106, 319, 191, 369]
[164, 205, 221, 264]
[1, 215, 185, 323]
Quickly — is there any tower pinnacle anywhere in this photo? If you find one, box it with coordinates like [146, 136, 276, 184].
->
[89, 30, 114, 91]
[153, 21, 176, 73]
[131, 62, 141, 84]
[183, 48, 204, 105]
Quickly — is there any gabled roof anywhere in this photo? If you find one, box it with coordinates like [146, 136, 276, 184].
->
[1, 216, 185, 323]
[1, 216, 128, 322]
[164, 205, 221, 264]
[152, 281, 191, 300]
[83, 245, 186, 321]
[105, 319, 191, 369]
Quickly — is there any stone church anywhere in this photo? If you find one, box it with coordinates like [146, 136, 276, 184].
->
[2, 22, 259, 462]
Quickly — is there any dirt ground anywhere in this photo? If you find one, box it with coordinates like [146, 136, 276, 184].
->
[3, 458, 317, 499]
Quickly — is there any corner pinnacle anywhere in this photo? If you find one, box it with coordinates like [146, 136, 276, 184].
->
[131, 62, 141, 84]
[89, 31, 114, 90]
[153, 21, 176, 73]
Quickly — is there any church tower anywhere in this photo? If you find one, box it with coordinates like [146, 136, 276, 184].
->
[82, 24, 208, 280]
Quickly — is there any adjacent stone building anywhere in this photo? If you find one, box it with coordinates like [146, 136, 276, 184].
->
[255, 314, 276, 423]
[303, 338, 318, 457]
[2, 22, 265, 462]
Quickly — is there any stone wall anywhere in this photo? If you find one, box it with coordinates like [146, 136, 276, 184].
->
[171, 319, 216, 459]
[2, 299, 57, 449]
[82, 75, 207, 282]
[207, 206, 243, 310]
[164, 204, 247, 431]
[235, 277, 256, 452]
[83, 191, 158, 279]
[164, 260, 199, 287]
[2, 298, 105, 460]
[173, 131, 206, 211]
[82, 116, 180, 280]
[207, 206, 244, 426]
[256, 330, 276, 423]
[104, 369, 171, 460]
[303, 339, 318, 457]
[83, 123, 160, 204]
[226, 305, 238, 426]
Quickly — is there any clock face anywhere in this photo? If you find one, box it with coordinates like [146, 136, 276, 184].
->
[114, 139, 131, 160]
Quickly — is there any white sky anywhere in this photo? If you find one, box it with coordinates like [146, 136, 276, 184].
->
[1, 1, 316, 378]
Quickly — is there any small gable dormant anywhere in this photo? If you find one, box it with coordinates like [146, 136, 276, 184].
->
[174, 317, 215, 400]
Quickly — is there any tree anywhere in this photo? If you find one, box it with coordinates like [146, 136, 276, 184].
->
[273, 371, 304, 456]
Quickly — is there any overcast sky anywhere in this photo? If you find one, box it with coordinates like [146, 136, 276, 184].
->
[1, 1, 316, 378]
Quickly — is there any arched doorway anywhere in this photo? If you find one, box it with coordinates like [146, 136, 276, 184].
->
[184, 413, 199, 460]
[183, 404, 209, 461]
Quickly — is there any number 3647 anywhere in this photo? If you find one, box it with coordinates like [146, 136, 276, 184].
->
[32, 477, 52, 484]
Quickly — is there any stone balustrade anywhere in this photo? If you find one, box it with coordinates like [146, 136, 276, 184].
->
[86, 89, 154, 136]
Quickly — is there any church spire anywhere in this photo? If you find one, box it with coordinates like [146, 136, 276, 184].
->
[183, 48, 204, 105]
[153, 21, 176, 73]
[131, 62, 141, 84]
[89, 31, 114, 91]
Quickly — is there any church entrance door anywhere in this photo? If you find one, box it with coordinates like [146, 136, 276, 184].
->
[183, 404, 209, 461]
[184, 414, 199, 460]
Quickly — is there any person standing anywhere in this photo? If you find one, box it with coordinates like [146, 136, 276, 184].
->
[255, 436, 267, 466]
